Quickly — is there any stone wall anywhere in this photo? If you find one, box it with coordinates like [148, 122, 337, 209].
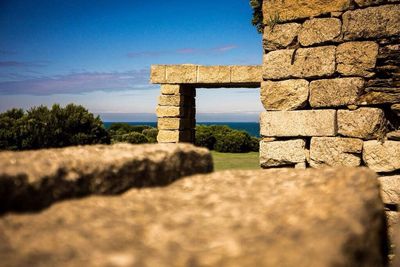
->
[261, 0, 400, 255]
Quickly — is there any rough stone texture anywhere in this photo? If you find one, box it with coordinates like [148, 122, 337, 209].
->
[263, 23, 301, 51]
[261, 79, 309, 110]
[0, 144, 212, 213]
[263, 0, 352, 23]
[260, 110, 337, 137]
[160, 84, 195, 96]
[338, 108, 387, 139]
[355, 0, 400, 7]
[158, 95, 188, 106]
[260, 139, 306, 167]
[310, 78, 365, 108]
[263, 46, 336, 80]
[298, 18, 342, 46]
[387, 130, 400, 141]
[165, 65, 197, 84]
[378, 176, 400, 205]
[150, 65, 166, 83]
[156, 106, 184, 118]
[157, 118, 193, 130]
[310, 137, 363, 168]
[386, 211, 400, 252]
[342, 5, 400, 40]
[197, 66, 230, 83]
[357, 87, 400, 105]
[230, 65, 262, 84]
[363, 140, 400, 172]
[337, 42, 379, 77]
[0, 168, 388, 267]
[392, 104, 400, 116]
[157, 130, 193, 143]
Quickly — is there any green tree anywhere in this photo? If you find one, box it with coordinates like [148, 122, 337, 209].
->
[250, 0, 263, 33]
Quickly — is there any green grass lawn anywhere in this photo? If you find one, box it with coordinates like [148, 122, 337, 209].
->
[211, 151, 260, 171]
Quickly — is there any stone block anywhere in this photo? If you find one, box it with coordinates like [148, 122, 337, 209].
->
[263, 0, 352, 23]
[338, 108, 386, 139]
[0, 143, 212, 213]
[387, 130, 400, 141]
[363, 140, 400, 172]
[165, 65, 197, 83]
[260, 110, 337, 137]
[261, 79, 309, 110]
[156, 106, 187, 118]
[230, 65, 262, 83]
[378, 175, 400, 205]
[343, 5, 400, 40]
[337, 42, 379, 77]
[357, 88, 400, 106]
[263, 46, 336, 80]
[355, 0, 400, 7]
[150, 65, 166, 83]
[197, 66, 230, 83]
[157, 130, 193, 143]
[386, 211, 400, 250]
[263, 23, 301, 51]
[310, 137, 363, 168]
[157, 118, 193, 130]
[160, 84, 195, 96]
[298, 18, 342, 46]
[309, 78, 365, 108]
[158, 95, 187, 106]
[260, 139, 306, 167]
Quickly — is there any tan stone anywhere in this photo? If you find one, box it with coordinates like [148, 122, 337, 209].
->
[343, 5, 400, 40]
[355, 0, 400, 7]
[157, 118, 193, 130]
[310, 137, 363, 168]
[157, 130, 193, 143]
[165, 64, 197, 83]
[0, 168, 387, 267]
[263, 46, 336, 80]
[378, 176, 400, 205]
[230, 65, 262, 83]
[392, 103, 400, 115]
[197, 66, 230, 83]
[386, 211, 400, 252]
[160, 84, 195, 96]
[363, 140, 400, 172]
[156, 106, 183, 118]
[150, 65, 166, 83]
[338, 108, 386, 139]
[158, 95, 186, 106]
[357, 88, 400, 106]
[387, 130, 400, 141]
[309, 78, 365, 108]
[260, 139, 306, 167]
[0, 143, 212, 213]
[261, 79, 309, 110]
[263, 23, 301, 51]
[298, 18, 342, 46]
[337, 42, 379, 77]
[260, 110, 337, 137]
[263, 0, 352, 23]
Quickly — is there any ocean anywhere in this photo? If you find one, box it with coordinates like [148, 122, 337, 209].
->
[104, 122, 260, 137]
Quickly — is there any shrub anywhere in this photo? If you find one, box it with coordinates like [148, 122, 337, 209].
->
[195, 125, 219, 150]
[249, 137, 260, 152]
[250, 0, 263, 33]
[214, 130, 252, 153]
[0, 104, 110, 150]
[112, 132, 149, 144]
[108, 123, 152, 135]
[142, 128, 158, 143]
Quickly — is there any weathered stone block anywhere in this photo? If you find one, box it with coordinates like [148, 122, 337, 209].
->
[157, 130, 193, 143]
[150, 65, 166, 83]
[158, 95, 186, 106]
[263, 23, 301, 51]
[260, 110, 337, 137]
[309, 78, 365, 108]
[197, 66, 230, 83]
[337, 42, 379, 77]
[355, 0, 400, 7]
[0, 143, 212, 213]
[261, 79, 309, 110]
[230, 65, 262, 83]
[338, 108, 386, 139]
[0, 168, 387, 267]
[260, 139, 306, 167]
[378, 175, 400, 205]
[156, 106, 184, 118]
[165, 65, 197, 83]
[160, 84, 195, 96]
[343, 5, 400, 40]
[263, 0, 352, 23]
[263, 46, 336, 80]
[310, 137, 363, 168]
[298, 18, 341, 46]
[357, 87, 400, 106]
[363, 140, 400, 172]
[157, 118, 193, 130]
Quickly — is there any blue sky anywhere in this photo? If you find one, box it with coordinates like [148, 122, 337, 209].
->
[0, 0, 263, 121]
